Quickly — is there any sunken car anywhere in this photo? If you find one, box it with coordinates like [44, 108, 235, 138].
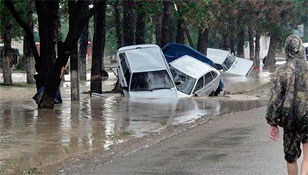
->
[162, 43, 224, 96]
[169, 55, 221, 97]
[207, 48, 254, 76]
[116, 44, 178, 99]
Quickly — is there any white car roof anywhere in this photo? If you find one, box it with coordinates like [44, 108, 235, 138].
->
[207, 48, 230, 64]
[118, 44, 167, 72]
[303, 43, 308, 48]
[169, 55, 217, 79]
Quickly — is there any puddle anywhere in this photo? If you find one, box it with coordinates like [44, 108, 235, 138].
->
[0, 71, 270, 174]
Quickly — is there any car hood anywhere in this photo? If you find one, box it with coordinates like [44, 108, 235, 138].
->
[225, 57, 253, 76]
[129, 87, 178, 99]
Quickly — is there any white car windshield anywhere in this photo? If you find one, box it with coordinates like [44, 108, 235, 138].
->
[130, 70, 174, 91]
[222, 54, 235, 71]
[170, 67, 196, 95]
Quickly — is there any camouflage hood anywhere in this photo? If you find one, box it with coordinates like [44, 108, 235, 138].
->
[284, 34, 306, 61]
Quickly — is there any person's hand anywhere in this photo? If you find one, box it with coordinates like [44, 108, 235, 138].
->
[269, 125, 279, 141]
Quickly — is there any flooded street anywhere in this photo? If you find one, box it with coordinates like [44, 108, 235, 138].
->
[0, 71, 271, 174]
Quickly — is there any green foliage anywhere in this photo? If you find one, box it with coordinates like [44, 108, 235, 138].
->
[0, 1, 27, 40]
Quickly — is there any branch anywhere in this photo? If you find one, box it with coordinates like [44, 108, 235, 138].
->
[4, 0, 41, 70]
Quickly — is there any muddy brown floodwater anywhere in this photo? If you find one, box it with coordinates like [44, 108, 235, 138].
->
[0, 71, 272, 174]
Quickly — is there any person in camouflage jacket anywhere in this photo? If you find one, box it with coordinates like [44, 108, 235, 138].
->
[266, 34, 308, 175]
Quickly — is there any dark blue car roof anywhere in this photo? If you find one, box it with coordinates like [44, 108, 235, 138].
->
[162, 43, 217, 68]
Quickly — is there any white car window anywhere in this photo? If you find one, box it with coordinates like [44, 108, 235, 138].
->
[193, 77, 204, 93]
[210, 71, 218, 79]
[222, 54, 235, 71]
[171, 67, 196, 95]
[204, 72, 213, 86]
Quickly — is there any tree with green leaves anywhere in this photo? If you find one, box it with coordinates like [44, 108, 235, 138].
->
[0, 1, 26, 85]
[5, 0, 94, 108]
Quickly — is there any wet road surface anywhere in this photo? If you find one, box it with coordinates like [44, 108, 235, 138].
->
[0, 71, 271, 174]
[73, 107, 291, 175]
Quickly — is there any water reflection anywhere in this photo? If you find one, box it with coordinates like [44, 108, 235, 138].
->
[0, 72, 268, 174]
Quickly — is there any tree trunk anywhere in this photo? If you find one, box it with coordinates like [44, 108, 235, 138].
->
[254, 31, 260, 69]
[135, 1, 145, 45]
[35, 0, 59, 92]
[222, 33, 228, 51]
[229, 37, 235, 55]
[248, 26, 255, 61]
[69, 1, 80, 101]
[153, 13, 162, 46]
[264, 35, 276, 72]
[90, 0, 106, 94]
[2, 27, 13, 85]
[197, 28, 209, 56]
[122, 0, 134, 46]
[176, 15, 185, 44]
[113, 0, 122, 49]
[79, 17, 88, 81]
[161, 1, 171, 47]
[236, 27, 245, 58]
[24, 0, 35, 84]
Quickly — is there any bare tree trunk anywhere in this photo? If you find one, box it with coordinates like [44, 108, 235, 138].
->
[248, 26, 255, 61]
[25, 0, 35, 84]
[122, 0, 134, 46]
[153, 14, 162, 46]
[135, 1, 145, 45]
[70, 44, 79, 100]
[264, 35, 276, 71]
[211, 31, 219, 48]
[185, 27, 194, 48]
[90, 0, 106, 94]
[35, 0, 59, 92]
[69, 0, 80, 101]
[222, 33, 228, 51]
[254, 31, 260, 69]
[197, 28, 209, 56]
[161, 1, 171, 47]
[79, 19, 88, 81]
[176, 15, 184, 44]
[2, 28, 13, 85]
[113, 0, 122, 49]
[237, 26, 245, 58]
[229, 37, 235, 55]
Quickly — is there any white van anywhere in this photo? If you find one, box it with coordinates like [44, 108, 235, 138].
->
[116, 44, 178, 99]
[207, 48, 254, 76]
[169, 55, 221, 97]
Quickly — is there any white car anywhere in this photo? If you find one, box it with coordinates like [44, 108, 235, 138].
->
[169, 55, 221, 97]
[207, 48, 254, 76]
[116, 44, 178, 99]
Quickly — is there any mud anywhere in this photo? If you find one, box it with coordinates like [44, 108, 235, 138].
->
[0, 71, 272, 174]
